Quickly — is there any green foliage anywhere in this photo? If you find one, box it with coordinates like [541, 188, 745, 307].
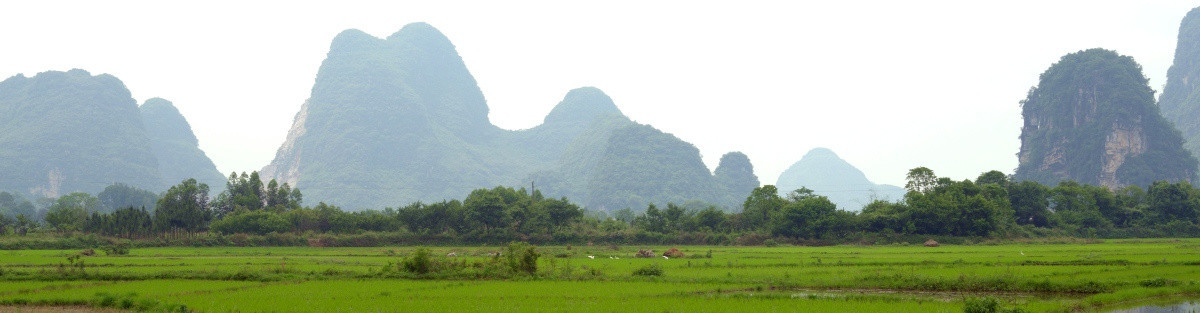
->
[403, 248, 432, 275]
[962, 297, 1026, 313]
[742, 186, 785, 229]
[212, 172, 300, 217]
[504, 241, 539, 275]
[155, 179, 211, 233]
[0, 191, 36, 220]
[83, 207, 153, 238]
[103, 241, 131, 256]
[210, 210, 291, 235]
[97, 183, 158, 213]
[45, 192, 98, 232]
[631, 263, 664, 277]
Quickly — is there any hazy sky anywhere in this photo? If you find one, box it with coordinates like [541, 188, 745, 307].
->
[2, 1, 1198, 187]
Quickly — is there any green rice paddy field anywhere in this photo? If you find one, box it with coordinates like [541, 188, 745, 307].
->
[0, 239, 1197, 312]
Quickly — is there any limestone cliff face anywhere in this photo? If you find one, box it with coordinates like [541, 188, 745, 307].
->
[1099, 123, 1145, 188]
[259, 100, 308, 187]
[1015, 49, 1196, 188]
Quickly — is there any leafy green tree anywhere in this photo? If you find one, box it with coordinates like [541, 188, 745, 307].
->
[905, 167, 938, 193]
[1147, 181, 1200, 224]
[155, 178, 211, 233]
[540, 197, 582, 228]
[695, 206, 727, 232]
[44, 192, 99, 232]
[976, 171, 1009, 187]
[637, 204, 668, 233]
[0, 191, 36, 218]
[1050, 181, 1113, 233]
[97, 183, 158, 213]
[1111, 185, 1148, 228]
[613, 208, 636, 225]
[464, 189, 507, 230]
[742, 185, 785, 230]
[1007, 181, 1051, 227]
[771, 194, 847, 239]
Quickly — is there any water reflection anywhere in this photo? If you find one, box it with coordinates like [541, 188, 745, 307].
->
[1108, 301, 1199, 313]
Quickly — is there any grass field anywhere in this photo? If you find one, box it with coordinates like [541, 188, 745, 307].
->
[0, 239, 1197, 312]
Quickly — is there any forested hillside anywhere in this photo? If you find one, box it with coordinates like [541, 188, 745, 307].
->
[140, 98, 226, 190]
[0, 69, 161, 197]
[1159, 7, 1200, 170]
[261, 23, 754, 211]
[1015, 49, 1196, 188]
[0, 70, 225, 199]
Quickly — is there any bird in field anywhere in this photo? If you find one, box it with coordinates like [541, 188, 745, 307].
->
[588, 255, 594, 259]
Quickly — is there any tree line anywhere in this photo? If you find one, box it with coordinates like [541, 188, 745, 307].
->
[0, 167, 1198, 244]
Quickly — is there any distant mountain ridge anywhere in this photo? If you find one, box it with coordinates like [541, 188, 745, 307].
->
[775, 148, 905, 211]
[0, 69, 223, 197]
[261, 23, 757, 210]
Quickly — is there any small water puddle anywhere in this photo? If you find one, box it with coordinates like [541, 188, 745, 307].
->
[1107, 301, 1199, 313]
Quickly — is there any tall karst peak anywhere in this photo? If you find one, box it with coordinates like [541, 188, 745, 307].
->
[327, 29, 381, 55]
[1016, 48, 1197, 188]
[140, 98, 197, 146]
[776, 147, 905, 211]
[1159, 6, 1200, 169]
[139, 97, 225, 190]
[386, 22, 455, 49]
[714, 151, 760, 208]
[263, 23, 754, 210]
[543, 87, 625, 126]
[0, 69, 158, 196]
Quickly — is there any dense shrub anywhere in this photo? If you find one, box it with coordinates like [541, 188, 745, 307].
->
[632, 263, 663, 277]
[403, 248, 432, 274]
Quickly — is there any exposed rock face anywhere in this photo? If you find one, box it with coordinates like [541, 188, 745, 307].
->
[1159, 7, 1200, 168]
[1015, 48, 1197, 188]
[259, 100, 308, 187]
[1099, 124, 1145, 188]
[140, 98, 226, 190]
[262, 23, 754, 210]
[776, 148, 904, 211]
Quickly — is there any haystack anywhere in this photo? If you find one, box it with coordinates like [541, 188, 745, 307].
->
[663, 247, 685, 258]
[924, 239, 940, 247]
[635, 249, 655, 258]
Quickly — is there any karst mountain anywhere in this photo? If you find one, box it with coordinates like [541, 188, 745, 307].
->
[1014, 48, 1197, 188]
[775, 148, 905, 211]
[261, 23, 757, 210]
[0, 69, 223, 198]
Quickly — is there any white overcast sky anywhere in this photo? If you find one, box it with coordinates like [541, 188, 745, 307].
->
[2, 1, 1198, 187]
